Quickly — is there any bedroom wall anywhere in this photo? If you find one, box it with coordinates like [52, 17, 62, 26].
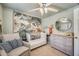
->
[2, 4, 79, 34]
[42, 5, 79, 35]
[2, 6, 41, 34]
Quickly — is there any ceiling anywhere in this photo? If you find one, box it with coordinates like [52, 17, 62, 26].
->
[2, 3, 78, 18]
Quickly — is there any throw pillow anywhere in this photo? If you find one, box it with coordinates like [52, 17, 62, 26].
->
[19, 30, 28, 42]
[21, 35, 28, 42]
[31, 35, 35, 40]
[0, 39, 2, 43]
[0, 44, 3, 50]
[16, 39, 23, 47]
[31, 33, 41, 40]
[9, 39, 18, 49]
[0, 41, 13, 53]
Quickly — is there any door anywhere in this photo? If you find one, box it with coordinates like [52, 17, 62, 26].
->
[74, 8, 79, 56]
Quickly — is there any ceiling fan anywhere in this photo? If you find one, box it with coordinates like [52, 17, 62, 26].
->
[27, 3, 59, 16]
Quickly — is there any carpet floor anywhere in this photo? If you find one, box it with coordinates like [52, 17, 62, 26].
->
[31, 44, 67, 56]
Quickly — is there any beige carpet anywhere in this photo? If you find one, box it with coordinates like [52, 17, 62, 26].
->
[31, 44, 67, 56]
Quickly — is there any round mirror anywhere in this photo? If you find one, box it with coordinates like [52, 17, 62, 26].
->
[55, 17, 72, 32]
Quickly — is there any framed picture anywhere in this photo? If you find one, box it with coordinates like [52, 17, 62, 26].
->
[13, 11, 41, 32]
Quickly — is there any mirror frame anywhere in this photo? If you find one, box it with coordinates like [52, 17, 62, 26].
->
[55, 17, 72, 32]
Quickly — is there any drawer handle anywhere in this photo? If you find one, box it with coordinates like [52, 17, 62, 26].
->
[74, 37, 78, 39]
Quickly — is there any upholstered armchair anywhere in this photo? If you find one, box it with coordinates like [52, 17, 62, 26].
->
[25, 32, 47, 49]
[0, 33, 30, 56]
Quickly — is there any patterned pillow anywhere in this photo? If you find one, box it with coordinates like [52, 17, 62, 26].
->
[16, 39, 23, 47]
[0, 44, 3, 50]
[0, 41, 13, 53]
[0, 39, 2, 43]
[9, 39, 18, 49]
[31, 33, 41, 40]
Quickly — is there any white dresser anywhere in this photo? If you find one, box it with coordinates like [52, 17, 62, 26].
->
[49, 34, 74, 56]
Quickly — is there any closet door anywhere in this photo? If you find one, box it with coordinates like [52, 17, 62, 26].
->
[74, 8, 79, 56]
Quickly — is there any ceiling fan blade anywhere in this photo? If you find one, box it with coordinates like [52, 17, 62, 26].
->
[46, 3, 52, 7]
[27, 8, 40, 12]
[44, 8, 48, 13]
[39, 8, 44, 16]
[47, 7, 58, 12]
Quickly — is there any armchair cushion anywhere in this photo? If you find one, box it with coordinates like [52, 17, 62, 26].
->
[0, 41, 13, 53]
[8, 46, 29, 56]
[0, 49, 7, 56]
[23, 41, 30, 48]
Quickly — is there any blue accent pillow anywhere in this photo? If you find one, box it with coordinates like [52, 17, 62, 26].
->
[0, 39, 2, 43]
[0, 41, 13, 53]
[9, 39, 18, 49]
[16, 39, 24, 47]
[0, 44, 3, 50]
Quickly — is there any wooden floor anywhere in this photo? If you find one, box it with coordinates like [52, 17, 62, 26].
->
[31, 44, 67, 56]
